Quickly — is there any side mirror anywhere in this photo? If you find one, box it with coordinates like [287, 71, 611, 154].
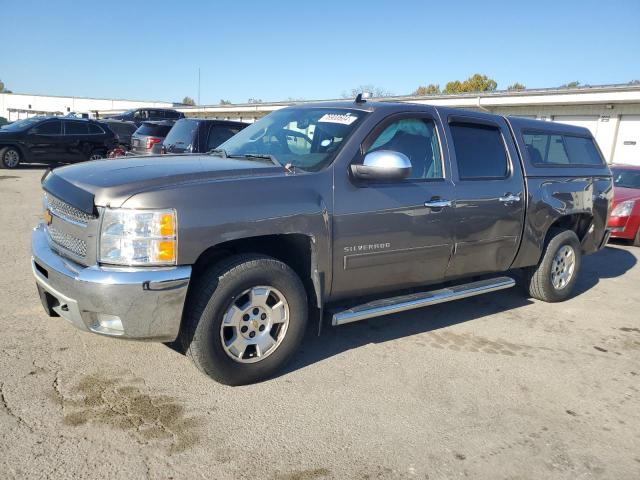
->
[351, 150, 412, 181]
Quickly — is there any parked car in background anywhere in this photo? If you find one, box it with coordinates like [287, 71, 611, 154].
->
[104, 108, 184, 126]
[608, 164, 640, 245]
[0, 116, 118, 168]
[129, 120, 175, 155]
[161, 118, 248, 154]
[101, 119, 138, 150]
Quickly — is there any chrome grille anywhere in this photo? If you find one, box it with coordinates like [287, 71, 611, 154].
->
[47, 226, 88, 257]
[45, 194, 94, 226]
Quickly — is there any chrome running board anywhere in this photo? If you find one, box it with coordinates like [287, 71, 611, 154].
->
[331, 276, 515, 326]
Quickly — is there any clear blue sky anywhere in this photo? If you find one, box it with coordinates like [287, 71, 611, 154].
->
[1, 0, 639, 104]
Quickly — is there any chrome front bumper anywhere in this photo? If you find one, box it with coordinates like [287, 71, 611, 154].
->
[31, 223, 191, 341]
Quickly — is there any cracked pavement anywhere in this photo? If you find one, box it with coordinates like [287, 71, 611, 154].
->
[1, 169, 639, 479]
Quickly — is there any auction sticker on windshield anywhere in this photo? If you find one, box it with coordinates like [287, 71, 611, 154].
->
[318, 113, 359, 125]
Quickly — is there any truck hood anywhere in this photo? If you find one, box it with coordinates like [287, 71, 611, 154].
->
[42, 154, 285, 212]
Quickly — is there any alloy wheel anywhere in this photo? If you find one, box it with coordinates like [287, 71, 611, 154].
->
[4, 149, 20, 168]
[550, 245, 575, 290]
[220, 286, 290, 363]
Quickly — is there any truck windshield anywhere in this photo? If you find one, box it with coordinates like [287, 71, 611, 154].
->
[216, 108, 366, 171]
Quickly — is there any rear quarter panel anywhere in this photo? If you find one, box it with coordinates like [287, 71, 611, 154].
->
[507, 117, 612, 267]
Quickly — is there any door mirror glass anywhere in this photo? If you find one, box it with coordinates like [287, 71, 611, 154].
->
[351, 150, 412, 181]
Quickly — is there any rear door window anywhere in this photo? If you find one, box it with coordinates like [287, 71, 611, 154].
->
[64, 121, 89, 135]
[450, 123, 509, 179]
[88, 123, 104, 134]
[148, 110, 165, 120]
[523, 132, 604, 166]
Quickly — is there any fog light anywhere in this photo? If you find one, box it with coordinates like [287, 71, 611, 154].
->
[91, 314, 124, 336]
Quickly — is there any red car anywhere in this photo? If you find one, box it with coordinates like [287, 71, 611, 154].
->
[608, 164, 640, 246]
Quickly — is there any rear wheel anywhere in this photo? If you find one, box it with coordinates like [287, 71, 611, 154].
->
[525, 229, 582, 302]
[181, 254, 308, 385]
[0, 147, 21, 168]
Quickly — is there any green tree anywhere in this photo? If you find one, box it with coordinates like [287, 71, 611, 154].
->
[182, 96, 196, 105]
[443, 74, 497, 94]
[219, 99, 232, 105]
[561, 81, 581, 89]
[628, 79, 640, 85]
[413, 84, 440, 95]
[341, 85, 393, 99]
[0, 79, 12, 93]
[507, 82, 526, 91]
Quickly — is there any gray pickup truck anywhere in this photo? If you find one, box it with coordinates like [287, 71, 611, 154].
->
[31, 98, 612, 385]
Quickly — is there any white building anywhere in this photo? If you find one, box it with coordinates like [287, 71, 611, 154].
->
[0, 92, 174, 122]
[174, 84, 640, 165]
[3, 84, 639, 164]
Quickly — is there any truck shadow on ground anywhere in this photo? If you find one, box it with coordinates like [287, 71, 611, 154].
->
[280, 244, 637, 376]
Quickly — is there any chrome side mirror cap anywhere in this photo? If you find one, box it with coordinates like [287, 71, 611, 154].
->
[351, 150, 412, 181]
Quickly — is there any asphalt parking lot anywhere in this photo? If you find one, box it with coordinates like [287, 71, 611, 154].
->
[1, 168, 639, 480]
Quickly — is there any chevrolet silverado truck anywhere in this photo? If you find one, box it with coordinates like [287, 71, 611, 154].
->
[31, 98, 612, 385]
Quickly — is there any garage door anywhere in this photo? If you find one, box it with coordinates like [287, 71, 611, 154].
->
[552, 115, 599, 137]
[612, 115, 640, 166]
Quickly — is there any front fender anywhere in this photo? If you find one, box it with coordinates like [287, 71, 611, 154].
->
[122, 170, 334, 298]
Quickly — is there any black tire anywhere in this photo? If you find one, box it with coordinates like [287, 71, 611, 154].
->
[0, 146, 21, 169]
[181, 254, 308, 386]
[524, 229, 582, 302]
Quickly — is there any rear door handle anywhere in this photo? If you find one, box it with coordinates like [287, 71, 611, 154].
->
[499, 193, 521, 204]
[424, 199, 453, 208]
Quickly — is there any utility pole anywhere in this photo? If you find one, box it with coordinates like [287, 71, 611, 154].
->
[198, 68, 201, 105]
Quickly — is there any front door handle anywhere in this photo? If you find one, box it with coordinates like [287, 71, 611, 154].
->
[499, 193, 521, 204]
[424, 199, 453, 209]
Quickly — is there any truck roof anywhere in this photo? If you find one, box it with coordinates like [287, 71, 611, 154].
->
[294, 101, 594, 138]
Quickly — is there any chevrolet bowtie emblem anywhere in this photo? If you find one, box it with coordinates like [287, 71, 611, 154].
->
[44, 209, 53, 226]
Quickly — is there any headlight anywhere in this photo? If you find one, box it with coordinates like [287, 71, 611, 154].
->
[611, 200, 635, 217]
[99, 208, 177, 266]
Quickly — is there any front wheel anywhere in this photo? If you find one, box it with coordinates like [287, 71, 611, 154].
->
[181, 254, 308, 385]
[0, 146, 21, 168]
[525, 229, 582, 302]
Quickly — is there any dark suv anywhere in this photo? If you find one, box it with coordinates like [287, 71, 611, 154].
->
[105, 108, 184, 126]
[0, 116, 118, 168]
[100, 119, 138, 149]
[161, 118, 247, 154]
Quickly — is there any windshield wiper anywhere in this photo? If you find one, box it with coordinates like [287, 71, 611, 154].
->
[208, 148, 228, 158]
[209, 151, 293, 171]
[238, 153, 283, 168]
